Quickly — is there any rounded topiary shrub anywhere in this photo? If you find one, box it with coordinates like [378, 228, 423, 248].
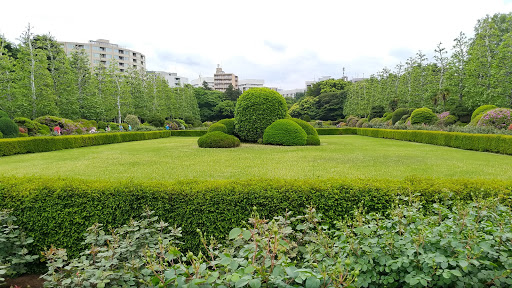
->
[472, 105, 497, 121]
[217, 118, 235, 135]
[124, 114, 141, 128]
[208, 123, 228, 133]
[0, 117, 19, 138]
[197, 131, 240, 148]
[234, 88, 288, 142]
[410, 108, 437, 125]
[477, 108, 512, 129]
[262, 119, 307, 146]
[356, 118, 368, 128]
[290, 118, 320, 146]
[97, 121, 107, 130]
[392, 108, 410, 125]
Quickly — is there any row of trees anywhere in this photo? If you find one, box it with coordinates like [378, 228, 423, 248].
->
[0, 25, 201, 124]
[344, 13, 512, 118]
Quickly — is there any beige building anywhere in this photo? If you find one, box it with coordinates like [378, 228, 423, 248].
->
[60, 39, 146, 72]
[214, 65, 238, 92]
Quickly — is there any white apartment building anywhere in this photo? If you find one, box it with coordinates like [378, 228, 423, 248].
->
[279, 88, 305, 98]
[214, 65, 238, 92]
[59, 39, 146, 72]
[238, 79, 264, 92]
[149, 71, 188, 88]
[191, 76, 215, 89]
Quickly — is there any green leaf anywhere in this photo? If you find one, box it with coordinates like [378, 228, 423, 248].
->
[451, 269, 462, 277]
[229, 228, 242, 239]
[235, 279, 249, 287]
[458, 260, 468, 269]
[249, 278, 261, 288]
[305, 276, 321, 288]
[296, 224, 306, 230]
[242, 230, 252, 240]
[442, 270, 451, 279]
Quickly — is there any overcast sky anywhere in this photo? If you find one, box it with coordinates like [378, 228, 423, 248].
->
[1, 0, 511, 90]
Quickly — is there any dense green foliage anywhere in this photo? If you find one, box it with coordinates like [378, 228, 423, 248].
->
[0, 177, 510, 261]
[410, 108, 437, 125]
[0, 131, 172, 156]
[291, 118, 320, 145]
[217, 118, 235, 135]
[170, 130, 207, 137]
[472, 104, 498, 120]
[124, 114, 141, 128]
[0, 111, 8, 119]
[197, 131, 240, 148]
[392, 108, 411, 124]
[0, 117, 19, 138]
[316, 128, 357, 135]
[262, 119, 307, 146]
[235, 88, 288, 142]
[207, 123, 228, 133]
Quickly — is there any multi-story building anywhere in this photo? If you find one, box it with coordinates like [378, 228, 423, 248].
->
[214, 65, 238, 92]
[148, 71, 188, 88]
[191, 76, 215, 89]
[238, 79, 264, 92]
[279, 88, 305, 98]
[59, 39, 146, 72]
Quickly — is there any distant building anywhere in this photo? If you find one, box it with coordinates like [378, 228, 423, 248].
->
[59, 39, 146, 72]
[148, 71, 188, 88]
[306, 76, 333, 89]
[238, 79, 264, 92]
[350, 77, 368, 83]
[279, 88, 305, 98]
[191, 76, 215, 89]
[214, 65, 238, 92]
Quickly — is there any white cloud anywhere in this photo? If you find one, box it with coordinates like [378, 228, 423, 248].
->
[1, 0, 511, 89]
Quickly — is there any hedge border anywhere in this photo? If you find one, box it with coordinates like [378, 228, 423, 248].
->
[0, 131, 171, 156]
[171, 130, 207, 137]
[316, 128, 357, 135]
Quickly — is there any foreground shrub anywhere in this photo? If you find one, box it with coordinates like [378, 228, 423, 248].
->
[0, 117, 19, 138]
[41, 200, 512, 287]
[263, 119, 307, 146]
[392, 108, 410, 125]
[477, 108, 512, 129]
[410, 107, 437, 125]
[197, 131, 240, 148]
[0, 210, 38, 284]
[217, 118, 235, 135]
[472, 104, 498, 121]
[291, 118, 320, 145]
[235, 88, 288, 142]
[207, 122, 228, 133]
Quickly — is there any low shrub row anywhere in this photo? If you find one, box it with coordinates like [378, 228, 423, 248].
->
[171, 130, 207, 137]
[357, 128, 512, 155]
[0, 131, 172, 156]
[0, 177, 509, 260]
[316, 128, 357, 135]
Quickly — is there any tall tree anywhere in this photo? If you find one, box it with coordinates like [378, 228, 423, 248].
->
[0, 35, 15, 116]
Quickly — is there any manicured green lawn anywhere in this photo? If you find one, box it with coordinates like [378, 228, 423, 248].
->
[0, 135, 510, 181]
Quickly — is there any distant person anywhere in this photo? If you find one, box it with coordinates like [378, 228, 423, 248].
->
[119, 125, 123, 131]
[90, 127, 97, 133]
[106, 125, 111, 132]
[53, 125, 61, 135]
[165, 124, 170, 130]
[128, 125, 132, 131]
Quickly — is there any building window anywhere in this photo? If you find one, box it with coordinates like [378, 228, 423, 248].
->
[93, 46, 101, 51]
[100, 54, 106, 58]
[93, 53, 100, 58]
[133, 59, 137, 63]
[120, 69, 124, 72]
[106, 48, 112, 52]
[132, 52, 136, 57]
[133, 65, 137, 68]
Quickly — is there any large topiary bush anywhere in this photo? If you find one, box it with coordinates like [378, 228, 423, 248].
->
[0, 117, 19, 138]
[410, 108, 437, 125]
[217, 118, 235, 135]
[197, 131, 240, 148]
[477, 108, 512, 129]
[262, 119, 307, 146]
[392, 108, 410, 125]
[124, 114, 141, 128]
[290, 118, 320, 146]
[472, 105, 498, 121]
[234, 88, 288, 142]
[208, 123, 228, 133]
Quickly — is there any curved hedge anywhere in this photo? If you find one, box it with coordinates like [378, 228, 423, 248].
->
[197, 131, 240, 148]
[0, 177, 509, 259]
[0, 131, 172, 156]
[217, 118, 235, 135]
[410, 108, 437, 125]
[472, 105, 498, 121]
[392, 108, 410, 125]
[263, 119, 307, 146]
[291, 118, 320, 145]
[208, 123, 228, 134]
[234, 88, 288, 142]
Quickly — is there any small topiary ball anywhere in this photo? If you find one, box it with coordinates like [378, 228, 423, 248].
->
[198, 131, 241, 148]
[263, 119, 307, 146]
[472, 105, 497, 121]
[217, 118, 235, 135]
[0, 117, 19, 138]
[477, 108, 512, 129]
[410, 108, 437, 125]
[235, 88, 288, 142]
[290, 118, 320, 146]
[208, 123, 228, 133]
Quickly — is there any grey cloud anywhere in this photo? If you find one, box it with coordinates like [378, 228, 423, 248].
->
[263, 40, 287, 53]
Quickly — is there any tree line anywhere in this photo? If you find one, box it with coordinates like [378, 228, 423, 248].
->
[344, 13, 512, 120]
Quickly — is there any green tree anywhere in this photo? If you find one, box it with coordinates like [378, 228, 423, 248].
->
[0, 35, 16, 117]
[224, 84, 241, 101]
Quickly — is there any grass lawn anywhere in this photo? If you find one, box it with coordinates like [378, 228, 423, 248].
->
[0, 135, 510, 181]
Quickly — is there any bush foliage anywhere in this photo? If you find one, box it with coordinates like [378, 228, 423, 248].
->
[291, 118, 320, 145]
[477, 108, 512, 129]
[234, 88, 288, 142]
[472, 104, 498, 120]
[392, 108, 410, 125]
[197, 131, 240, 148]
[410, 108, 437, 125]
[208, 123, 228, 134]
[217, 118, 235, 135]
[263, 119, 307, 146]
[0, 117, 19, 138]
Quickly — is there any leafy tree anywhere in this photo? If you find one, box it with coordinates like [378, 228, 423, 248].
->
[224, 84, 241, 101]
[0, 35, 15, 117]
[202, 80, 212, 90]
[214, 100, 235, 119]
[315, 92, 346, 120]
[69, 49, 93, 119]
[194, 87, 224, 121]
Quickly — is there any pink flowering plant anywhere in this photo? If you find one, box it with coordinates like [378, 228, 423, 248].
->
[477, 108, 512, 129]
[437, 111, 450, 120]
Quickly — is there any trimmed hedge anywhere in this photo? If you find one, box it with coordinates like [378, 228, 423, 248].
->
[217, 118, 235, 135]
[316, 128, 357, 135]
[263, 119, 307, 146]
[0, 131, 172, 156]
[170, 130, 207, 137]
[357, 128, 512, 155]
[410, 107, 437, 125]
[197, 131, 240, 148]
[207, 123, 228, 134]
[0, 177, 509, 259]
[472, 104, 497, 120]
